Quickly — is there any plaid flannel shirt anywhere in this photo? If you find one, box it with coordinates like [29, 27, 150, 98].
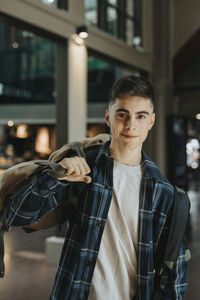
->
[6, 141, 189, 300]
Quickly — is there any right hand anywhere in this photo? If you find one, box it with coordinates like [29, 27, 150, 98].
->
[58, 156, 92, 184]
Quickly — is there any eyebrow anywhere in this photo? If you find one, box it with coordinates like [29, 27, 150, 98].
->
[115, 109, 129, 113]
[136, 111, 150, 115]
[115, 109, 150, 115]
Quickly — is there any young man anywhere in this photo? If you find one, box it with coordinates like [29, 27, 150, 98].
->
[7, 76, 189, 299]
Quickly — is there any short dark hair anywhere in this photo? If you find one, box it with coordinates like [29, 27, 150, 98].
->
[108, 75, 154, 110]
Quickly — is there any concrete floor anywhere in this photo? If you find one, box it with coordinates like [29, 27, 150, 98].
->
[0, 227, 57, 300]
[0, 183, 199, 300]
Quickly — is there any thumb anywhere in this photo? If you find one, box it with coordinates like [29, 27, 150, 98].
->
[58, 175, 92, 183]
[82, 176, 92, 184]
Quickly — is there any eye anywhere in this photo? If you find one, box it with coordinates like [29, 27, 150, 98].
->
[137, 114, 146, 120]
[116, 113, 129, 119]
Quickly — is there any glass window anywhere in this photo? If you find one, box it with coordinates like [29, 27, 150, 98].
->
[107, 6, 118, 36]
[126, 0, 134, 17]
[40, 0, 68, 10]
[125, 0, 142, 47]
[88, 52, 146, 104]
[85, 0, 98, 25]
[126, 18, 134, 46]
[84, 0, 142, 47]
[133, 0, 142, 45]
[107, 0, 117, 6]
[41, 0, 57, 7]
[0, 22, 58, 167]
[0, 23, 56, 104]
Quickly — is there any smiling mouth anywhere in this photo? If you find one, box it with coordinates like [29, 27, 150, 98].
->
[121, 134, 138, 138]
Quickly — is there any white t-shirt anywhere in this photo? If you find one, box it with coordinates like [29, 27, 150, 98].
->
[88, 160, 142, 300]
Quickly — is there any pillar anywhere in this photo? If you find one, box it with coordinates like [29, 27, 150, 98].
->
[67, 37, 87, 143]
[56, 37, 87, 148]
[152, 0, 173, 175]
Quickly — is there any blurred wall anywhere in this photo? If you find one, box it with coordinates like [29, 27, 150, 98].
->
[173, 0, 200, 54]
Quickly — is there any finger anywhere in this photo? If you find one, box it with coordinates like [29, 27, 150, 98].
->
[58, 175, 92, 184]
[82, 159, 91, 174]
[59, 159, 74, 175]
[83, 176, 92, 184]
[74, 157, 86, 175]
[70, 175, 92, 184]
[66, 163, 74, 175]
[77, 157, 90, 175]
[71, 157, 89, 176]
[68, 157, 81, 176]
[59, 157, 89, 177]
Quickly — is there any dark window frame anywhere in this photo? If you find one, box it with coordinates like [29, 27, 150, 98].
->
[57, 0, 68, 10]
[88, 48, 147, 75]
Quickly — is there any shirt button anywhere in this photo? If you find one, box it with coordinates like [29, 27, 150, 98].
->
[105, 185, 111, 189]
[86, 259, 92, 266]
[96, 221, 102, 227]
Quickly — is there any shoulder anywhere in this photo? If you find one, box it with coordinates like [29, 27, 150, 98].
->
[49, 134, 111, 163]
[85, 141, 110, 169]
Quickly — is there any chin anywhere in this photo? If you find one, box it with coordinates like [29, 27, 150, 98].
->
[123, 139, 138, 148]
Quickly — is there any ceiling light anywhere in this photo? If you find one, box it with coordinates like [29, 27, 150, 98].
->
[195, 113, 200, 120]
[133, 36, 141, 46]
[7, 120, 14, 127]
[76, 25, 88, 39]
[12, 42, 19, 49]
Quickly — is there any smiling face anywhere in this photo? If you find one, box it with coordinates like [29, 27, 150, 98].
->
[105, 95, 155, 154]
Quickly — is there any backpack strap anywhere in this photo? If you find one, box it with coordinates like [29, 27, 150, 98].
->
[163, 186, 190, 268]
[0, 226, 6, 278]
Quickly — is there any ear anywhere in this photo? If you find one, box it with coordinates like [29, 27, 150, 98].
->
[105, 109, 110, 128]
[148, 113, 155, 131]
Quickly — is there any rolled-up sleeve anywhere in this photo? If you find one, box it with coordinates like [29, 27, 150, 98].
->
[6, 173, 70, 227]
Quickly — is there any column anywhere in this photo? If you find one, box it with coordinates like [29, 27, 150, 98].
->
[67, 37, 87, 143]
[56, 42, 68, 148]
[152, 0, 173, 175]
[56, 38, 88, 148]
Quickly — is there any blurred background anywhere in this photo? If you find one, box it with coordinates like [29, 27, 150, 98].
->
[0, 0, 199, 299]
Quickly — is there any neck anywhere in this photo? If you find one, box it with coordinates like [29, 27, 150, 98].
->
[109, 141, 142, 166]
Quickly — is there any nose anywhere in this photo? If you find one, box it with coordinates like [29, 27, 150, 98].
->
[125, 117, 136, 130]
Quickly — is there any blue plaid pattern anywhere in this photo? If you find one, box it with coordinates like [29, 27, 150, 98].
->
[6, 141, 189, 300]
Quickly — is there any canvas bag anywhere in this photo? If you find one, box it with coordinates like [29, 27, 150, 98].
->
[0, 134, 111, 277]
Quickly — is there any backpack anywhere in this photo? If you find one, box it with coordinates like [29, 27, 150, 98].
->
[152, 186, 191, 300]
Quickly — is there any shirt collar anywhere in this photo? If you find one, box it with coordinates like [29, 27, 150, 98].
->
[142, 151, 170, 184]
[95, 141, 170, 184]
